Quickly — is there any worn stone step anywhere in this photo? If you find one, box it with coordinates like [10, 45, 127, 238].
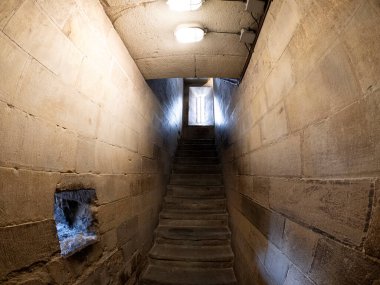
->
[148, 259, 233, 269]
[178, 144, 216, 151]
[160, 211, 228, 221]
[175, 156, 219, 165]
[159, 218, 228, 227]
[167, 185, 225, 199]
[164, 197, 226, 211]
[170, 174, 222, 186]
[156, 237, 229, 246]
[176, 149, 218, 157]
[173, 164, 221, 174]
[140, 265, 237, 285]
[155, 226, 231, 241]
[180, 139, 215, 145]
[149, 244, 234, 264]
[163, 208, 226, 215]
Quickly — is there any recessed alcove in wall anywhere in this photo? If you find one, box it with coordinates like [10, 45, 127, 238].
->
[54, 189, 98, 257]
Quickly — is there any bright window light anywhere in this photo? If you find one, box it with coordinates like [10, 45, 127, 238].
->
[175, 26, 205, 43]
[189, 87, 214, 126]
[167, 0, 203, 11]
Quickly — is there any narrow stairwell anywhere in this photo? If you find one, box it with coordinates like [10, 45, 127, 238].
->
[140, 128, 237, 285]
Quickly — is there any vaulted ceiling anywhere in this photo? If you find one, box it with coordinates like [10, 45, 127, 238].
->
[102, 0, 265, 79]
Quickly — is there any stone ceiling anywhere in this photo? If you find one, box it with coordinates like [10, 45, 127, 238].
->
[102, 0, 264, 79]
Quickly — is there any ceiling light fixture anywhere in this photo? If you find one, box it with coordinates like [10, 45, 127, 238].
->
[167, 0, 203, 11]
[175, 25, 206, 43]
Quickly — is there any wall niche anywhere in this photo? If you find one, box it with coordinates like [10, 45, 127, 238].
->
[53, 189, 98, 257]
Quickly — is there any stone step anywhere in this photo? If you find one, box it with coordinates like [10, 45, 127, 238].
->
[164, 196, 226, 205]
[175, 156, 219, 165]
[178, 144, 216, 150]
[160, 211, 228, 221]
[161, 208, 226, 215]
[167, 185, 225, 199]
[156, 237, 229, 246]
[140, 265, 237, 285]
[148, 259, 232, 269]
[176, 149, 218, 157]
[170, 174, 222, 186]
[173, 164, 221, 174]
[180, 139, 215, 145]
[155, 226, 231, 242]
[164, 197, 226, 211]
[159, 218, 228, 227]
[149, 244, 234, 264]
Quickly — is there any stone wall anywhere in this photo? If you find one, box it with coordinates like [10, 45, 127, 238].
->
[0, 0, 182, 284]
[214, 0, 380, 284]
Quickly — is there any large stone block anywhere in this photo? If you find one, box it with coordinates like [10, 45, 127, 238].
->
[0, 220, 59, 278]
[76, 0, 113, 42]
[106, 28, 140, 84]
[286, 43, 361, 132]
[265, 51, 295, 108]
[231, 190, 285, 247]
[267, 0, 300, 62]
[139, 132, 155, 159]
[0, 1, 24, 29]
[283, 265, 315, 285]
[365, 180, 380, 259]
[264, 243, 292, 285]
[233, 235, 257, 285]
[116, 216, 138, 247]
[95, 174, 139, 204]
[94, 142, 142, 175]
[249, 134, 301, 176]
[142, 157, 158, 174]
[75, 138, 96, 173]
[245, 47, 273, 95]
[232, 227, 276, 285]
[237, 175, 253, 199]
[0, 167, 59, 226]
[251, 87, 267, 125]
[342, 1, 380, 93]
[4, 0, 82, 85]
[229, 206, 268, 265]
[0, 102, 77, 171]
[288, 0, 361, 83]
[251, 176, 270, 208]
[56, 173, 97, 191]
[282, 219, 320, 273]
[260, 102, 288, 144]
[309, 239, 380, 285]
[303, 91, 380, 176]
[16, 60, 99, 138]
[111, 147, 142, 174]
[94, 141, 114, 174]
[0, 32, 29, 102]
[270, 178, 372, 245]
[97, 112, 139, 152]
[241, 124, 261, 154]
[75, 57, 105, 104]
[98, 197, 133, 233]
[64, 8, 112, 73]
[36, 0, 76, 29]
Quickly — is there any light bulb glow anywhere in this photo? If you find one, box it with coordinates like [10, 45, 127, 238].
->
[175, 26, 205, 43]
[167, 0, 203, 11]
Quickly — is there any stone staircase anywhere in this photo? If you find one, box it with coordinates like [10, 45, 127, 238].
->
[139, 129, 237, 285]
